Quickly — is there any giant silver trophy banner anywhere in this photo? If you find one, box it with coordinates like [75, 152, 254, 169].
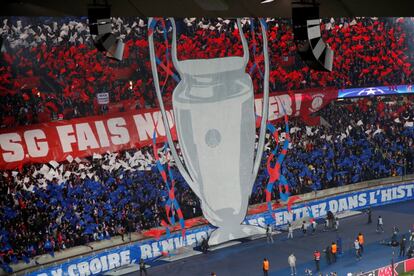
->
[148, 18, 270, 245]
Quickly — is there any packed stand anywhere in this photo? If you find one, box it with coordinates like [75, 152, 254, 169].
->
[1, 17, 414, 128]
[0, 96, 413, 267]
[250, 96, 414, 204]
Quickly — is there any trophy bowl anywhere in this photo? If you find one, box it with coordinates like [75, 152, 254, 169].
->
[173, 57, 266, 245]
[148, 18, 270, 246]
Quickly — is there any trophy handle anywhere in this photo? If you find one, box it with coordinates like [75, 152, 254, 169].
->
[148, 17, 201, 198]
[170, 18, 250, 73]
[237, 19, 270, 183]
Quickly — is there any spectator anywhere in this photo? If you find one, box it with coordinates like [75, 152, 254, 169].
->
[287, 223, 293, 239]
[262, 258, 269, 276]
[288, 253, 297, 276]
[354, 239, 362, 260]
[139, 258, 147, 276]
[367, 207, 372, 224]
[325, 245, 333, 265]
[331, 242, 337, 262]
[266, 224, 274, 244]
[313, 250, 321, 272]
[358, 232, 365, 254]
[377, 216, 385, 233]
[400, 235, 407, 257]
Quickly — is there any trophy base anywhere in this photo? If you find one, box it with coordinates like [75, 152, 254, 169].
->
[208, 225, 266, 246]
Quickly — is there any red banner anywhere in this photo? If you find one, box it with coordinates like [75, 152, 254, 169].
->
[0, 88, 338, 170]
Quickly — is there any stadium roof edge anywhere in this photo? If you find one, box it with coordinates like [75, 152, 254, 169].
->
[1, 0, 414, 17]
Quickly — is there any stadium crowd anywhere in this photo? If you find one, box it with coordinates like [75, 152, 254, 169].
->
[250, 95, 413, 203]
[1, 15, 414, 271]
[1, 17, 414, 127]
[0, 95, 413, 268]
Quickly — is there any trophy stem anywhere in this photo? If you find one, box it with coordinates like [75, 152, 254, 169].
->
[245, 19, 271, 183]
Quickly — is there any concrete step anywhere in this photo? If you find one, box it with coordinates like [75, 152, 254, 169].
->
[102, 264, 142, 275]
[209, 240, 241, 251]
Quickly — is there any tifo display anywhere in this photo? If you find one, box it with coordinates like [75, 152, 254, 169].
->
[0, 15, 413, 276]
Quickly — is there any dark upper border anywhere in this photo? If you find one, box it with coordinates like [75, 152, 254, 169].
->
[2, 0, 414, 17]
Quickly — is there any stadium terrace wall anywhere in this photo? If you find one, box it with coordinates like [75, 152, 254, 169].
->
[14, 176, 414, 276]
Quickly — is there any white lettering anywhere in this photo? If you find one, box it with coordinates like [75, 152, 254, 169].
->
[338, 198, 348, 212]
[151, 242, 162, 258]
[186, 234, 196, 246]
[107, 253, 120, 269]
[275, 212, 283, 225]
[311, 204, 320, 218]
[76, 262, 90, 276]
[133, 113, 155, 141]
[358, 193, 367, 207]
[161, 238, 174, 252]
[68, 264, 78, 276]
[369, 191, 378, 204]
[318, 203, 327, 216]
[140, 244, 153, 259]
[51, 269, 63, 276]
[391, 187, 398, 200]
[275, 95, 293, 117]
[247, 218, 258, 225]
[347, 195, 359, 209]
[328, 200, 338, 213]
[254, 98, 263, 119]
[173, 237, 185, 248]
[303, 206, 310, 217]
[396, 186, 406, 199]
[56, 125, 76, 153]
[75, 123, 100, 151]
[381, 189, 392, 202]
[406, 184, 414, 197]
[94, 121, 110, 148]
[0, 133, 24, 162]
[284, 211, 293, 223]
[99, 255, 108, 271]
[257, 217, 267, 228]
[89, 258, 102, 274]
[108, 118, 130, 145]
[24, 130, 48, 157]
[120, 250, 130, 266]
[268, 96, 279, 120]
[294, 93, 302, 116]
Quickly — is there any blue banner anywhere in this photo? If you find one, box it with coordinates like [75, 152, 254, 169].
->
[338, 85, 414, 98]
[28, 182, 414, 276]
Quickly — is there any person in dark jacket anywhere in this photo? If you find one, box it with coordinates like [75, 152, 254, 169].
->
[400, 235, 407, 257]
[367, 207, 372, 224]
[139, 258, 147, 276]
[201, 236, 209, 253]
[314, 250, 321, 272]
[325, 245, 332, 265]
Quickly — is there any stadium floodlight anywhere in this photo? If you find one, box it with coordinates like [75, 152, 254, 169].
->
[88, 0, 124, 61]
[93, 32, 116, 52]
[88, 2, 111, 36]
[292, 0, 334, 71]
[106, 39, 125, 61]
